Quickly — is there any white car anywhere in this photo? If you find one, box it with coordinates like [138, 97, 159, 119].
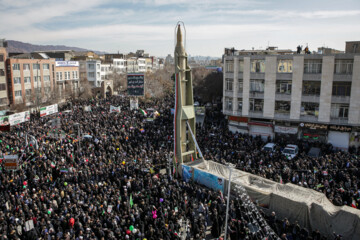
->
[262, 143, 276, 152]
[282, 144, 299, 159]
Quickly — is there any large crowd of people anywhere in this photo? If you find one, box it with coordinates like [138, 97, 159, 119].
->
[0, 93, 357, 239]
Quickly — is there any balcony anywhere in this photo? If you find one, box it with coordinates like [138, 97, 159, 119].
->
[329, 117, 348, 125]
[302, 94, 320, 103]
[225, 72, 234, 78]
[274, 112, 290, 120]
[249, 92, 264, 98]
[333, 75, 352, 82]
[275, 93, 291, 101]
[224, 90, 233, 97]
[222, 109, 233, 116]
[303, 74, 321, 81]
[331, 95, 350, 104]
[300, 115, 318, 122]
[249, 111, 263, 118]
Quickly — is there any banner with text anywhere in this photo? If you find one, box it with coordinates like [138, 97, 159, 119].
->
[40, 104, 58, 117]
[127, 74, 144, 96]
[9, 111, 30, 126]
[110, 105, 121, 113]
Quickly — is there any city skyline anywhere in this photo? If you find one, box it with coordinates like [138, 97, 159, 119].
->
[1, 0, 360, 57]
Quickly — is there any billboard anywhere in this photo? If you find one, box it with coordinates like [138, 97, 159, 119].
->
[9, 111, 30, 125]
[0, 111, 30, 126]
[127, 74, 144, 96]
[55, 61, 79, 67]
[40, 104, 58, 117]
[193, 168, 225, 193]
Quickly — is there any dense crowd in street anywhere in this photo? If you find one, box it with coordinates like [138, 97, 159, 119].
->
[0, 94, 357, 239]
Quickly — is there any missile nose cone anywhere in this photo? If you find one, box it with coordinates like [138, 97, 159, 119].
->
[176, 24, 183, 47]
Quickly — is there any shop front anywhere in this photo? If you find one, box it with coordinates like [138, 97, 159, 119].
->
[299, 123, 328, 142]
[274, 125, 299, 141]
[228, 116, 248, 134]
[248, 121, 274, 141]
[328, 125, 352, 151]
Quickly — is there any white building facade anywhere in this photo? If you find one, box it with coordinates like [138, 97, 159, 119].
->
[80, 60, 102, 87]
[223, 52, 360, 150]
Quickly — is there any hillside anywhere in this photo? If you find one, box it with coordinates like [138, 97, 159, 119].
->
[6, 40, 105, 54]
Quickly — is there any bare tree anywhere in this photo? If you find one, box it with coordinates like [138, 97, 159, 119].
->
[78, 78, 94, 99]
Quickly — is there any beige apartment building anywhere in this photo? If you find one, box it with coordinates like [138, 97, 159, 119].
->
[55, 61, 80, 100]
[222, 46, 360, 150]
[6, 53, 55, 107]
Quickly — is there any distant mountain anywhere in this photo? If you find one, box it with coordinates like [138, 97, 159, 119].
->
[6, 40, 106, 55]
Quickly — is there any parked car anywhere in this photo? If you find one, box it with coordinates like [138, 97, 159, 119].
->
[307, 147, 322, 158]
[262, 143, 277, 152]
[282, 144, 299, 159]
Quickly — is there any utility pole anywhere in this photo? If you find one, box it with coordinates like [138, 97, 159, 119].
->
[224, 164, 233, 240]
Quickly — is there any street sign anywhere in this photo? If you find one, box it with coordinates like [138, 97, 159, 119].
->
[4, 155, 19, 170]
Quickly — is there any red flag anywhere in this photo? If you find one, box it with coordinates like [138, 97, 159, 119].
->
[351, 199, 357, 209]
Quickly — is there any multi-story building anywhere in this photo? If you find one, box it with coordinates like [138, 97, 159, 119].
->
[113, 59, 126, 73]
[38, 50, 75, 61]
[100, 63, 112, 80]
[79, 60, 102, 87]
[126, 58, 138, 73]
[55, 61, 80, 100]
[145, 58, 153, 72]
[0, 40, 8, 108]
[104, 53, 124, 64]
[222, 45, 360, 150]
[6, 53, 55, 106]
[137, 58, 146, 72]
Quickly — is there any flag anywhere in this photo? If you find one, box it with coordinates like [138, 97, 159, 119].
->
[130, 194, 133, 208]
[280, 176, 283, 184]
[139, 109, 147, 116]
[150, 168, 155, 174]
[50, 162, 55, 168]
[351, 199, 357, 209]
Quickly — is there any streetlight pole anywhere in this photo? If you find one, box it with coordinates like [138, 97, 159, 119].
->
[224, 165, 233, 240]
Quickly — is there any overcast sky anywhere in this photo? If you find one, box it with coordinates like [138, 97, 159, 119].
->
[1, 0, 359, 57]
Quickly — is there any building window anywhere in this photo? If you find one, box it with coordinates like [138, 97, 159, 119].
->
[15, 90, 22, 97]
[277, 60, 293, 73]
[0, 83, 6, 91]
[334, 60, 353, 75]
[88, 64, 95, 70]
[25, 89, 32, 96]
[0, 98, 7, 104]
[97, 64, 100, 70]
[249, 98, 264, 112]
[0, 54, 3, 62]
[97, 72, 100, 78]
[301, 102, 319, 116]
[250, 80, 264, 92]
[237, 98, 242, 112]
[34, 76, 41, 83]
[14, 77, 21, 84]
[275, 101, 291, 113]
[0, 69, 4, 76]
[33, 64, 40, 70]
[13, 64, 20, 70]
[43, 64, 50, 70]
[88, 72, 95, 78]
[239, 61, 244, 73]
[225, 79, 233, 91]
[238, 80, 243, 93]
[44, 75, 50, 82]
[303, 81, 321, 95]
[332, 82, 351, 96]
[226, 61, 234, 72]
[331, 104, 349, 119]
[251, 60, 265, 73]
[24, 77, 31, 84]
[304, 60, 322, 74]
[23, 64, 30, 70]
[276, 81, 292, 94]
[225, 98, 232, 111]
[72, 71, 78, 79]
